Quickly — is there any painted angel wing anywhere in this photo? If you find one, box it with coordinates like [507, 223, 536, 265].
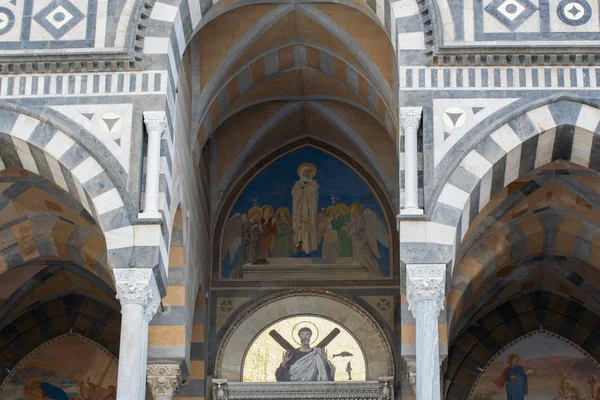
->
[363, 209, 389, 258]
[222, 213, 246, 263]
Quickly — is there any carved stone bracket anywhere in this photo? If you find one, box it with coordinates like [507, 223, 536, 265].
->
[406, 264, 446, 315]
[213, 379, 229, 400]
[147, 364, 183, 399]
[113, 268, 161, 321]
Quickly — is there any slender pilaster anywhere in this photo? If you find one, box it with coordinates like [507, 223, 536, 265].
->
[147, 364, 183, 400]
[399, 107, 423, 215]
[140, 111, 167, 219]
[114, 268, 161, 400]
[406, 264, 446, 400]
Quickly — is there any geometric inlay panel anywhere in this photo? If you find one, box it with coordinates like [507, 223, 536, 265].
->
[0, 0, 98, 50]
[484, 0, 539, 30]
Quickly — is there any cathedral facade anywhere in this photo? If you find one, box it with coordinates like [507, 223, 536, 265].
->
[0, 0, 599, 399]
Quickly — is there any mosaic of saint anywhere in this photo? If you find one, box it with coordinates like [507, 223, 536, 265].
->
[243, 315, 366, 382]
[471, 332, 600, 400]
[0, 335, 117, 400]
[221, 146, 391, 279]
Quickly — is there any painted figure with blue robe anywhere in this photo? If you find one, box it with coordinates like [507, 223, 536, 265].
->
[495, 353, 528, 400]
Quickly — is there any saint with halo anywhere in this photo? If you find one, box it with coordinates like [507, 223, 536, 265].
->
[292, 163, 319, 254]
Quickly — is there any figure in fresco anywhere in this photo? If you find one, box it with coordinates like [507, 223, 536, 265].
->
[555, 373, 583, 400]
[332, 204, 353, 257]
[495, 353, 528, 400]
[24, 380, 69, 400]
[346, 203, 382, 275]
[261, 205, 277, 257]
[242, 206, 265, 265]
[586, 376, 598, 400]
[273, 207, 293, 257]
[292, 163, 319, 254]
[321, 206, 339, 262]
[275, 327, 335, 382]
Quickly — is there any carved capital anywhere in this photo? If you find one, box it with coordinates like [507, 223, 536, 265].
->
[399, 107, 422, 133]
[405, 361, 416, 395]
[143, 111, 167, 136]
[113, 268, 161, 321]
[147, 364, 182, 398]
[406, 264, 446, 315]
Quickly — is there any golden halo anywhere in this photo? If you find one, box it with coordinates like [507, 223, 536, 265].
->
[297, 163, 317, 178]
[292, 321, 319, 346]
[248, 206, 262, 218]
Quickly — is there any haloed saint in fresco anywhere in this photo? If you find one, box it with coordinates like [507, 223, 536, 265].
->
[471, 333, 600, 400]
[222, 147, 391, 279]
[495, 354, 529, 400]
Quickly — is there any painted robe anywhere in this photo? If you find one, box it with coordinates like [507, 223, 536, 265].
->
[292, 177, 319, 253]
[495, 365, 528, 400]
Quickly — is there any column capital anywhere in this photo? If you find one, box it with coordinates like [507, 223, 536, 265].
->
[113, 268, 160, 321]
[143, 111, 167, 135]
[406, 263, 446, 314]
[147, 364, 182, 398]
[399, 107, 422, 131]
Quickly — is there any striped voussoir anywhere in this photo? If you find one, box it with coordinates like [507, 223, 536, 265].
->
[445, 290, 600, 400]
[0, 108, 137, 269]
[0, 294, 120, 384]
[193, 43, 396, 147]
[0, 213, 111, 285]
[142, 0, 399, 226]
[175, 291, 205, 400]
[149, 209, 191, 373]
[403, 100, 600, 255]
[448, 167, 600, 337]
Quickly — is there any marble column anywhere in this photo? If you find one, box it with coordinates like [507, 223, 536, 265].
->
[114, 268, 161, 400]
[399, 107, 423, 215]
[147, 364, 183, 400]
[406, 264, 446, 400]
[140, 111, 167, 219]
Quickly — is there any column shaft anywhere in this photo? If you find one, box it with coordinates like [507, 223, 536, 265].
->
[117, 304, 149, 400]
[141, 111, 166, 219]
[406, 263, 446, 400]
[114, 268, 161, 400]
[399, 107, 423, 215]
[415, 299, 440, 400]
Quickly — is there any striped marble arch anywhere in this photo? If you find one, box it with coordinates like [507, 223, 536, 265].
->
[0, 106, 145, 272]
[446, 290, 600, 400]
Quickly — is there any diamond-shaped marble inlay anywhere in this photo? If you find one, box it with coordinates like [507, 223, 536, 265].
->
[485, 0, 538, 30]
[33, 0, 85, 39]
